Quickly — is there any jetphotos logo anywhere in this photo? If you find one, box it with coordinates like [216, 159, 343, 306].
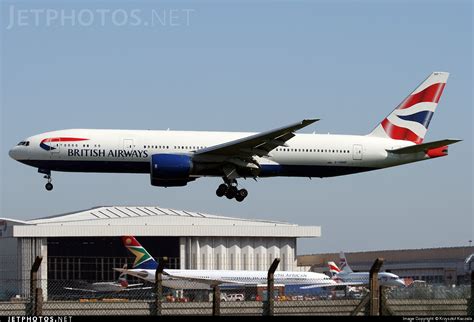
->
[40, 137, 89, 151]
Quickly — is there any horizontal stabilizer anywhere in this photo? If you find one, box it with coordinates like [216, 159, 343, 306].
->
[386, 139, 462, 154]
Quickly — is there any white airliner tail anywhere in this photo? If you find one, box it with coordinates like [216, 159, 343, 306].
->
[368, 72, 449, 144]
[339, 251, 353, 274]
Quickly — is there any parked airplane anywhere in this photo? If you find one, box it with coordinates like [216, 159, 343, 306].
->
[326, 252, 406, 288]
[114, 236, 340, 290]
[9, 72, 460, 201]
[64, 265, 152, 293]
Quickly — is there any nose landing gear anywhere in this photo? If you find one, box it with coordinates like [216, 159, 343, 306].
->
[44, 175, 53, 191]
[215, 178, 248, 202]
[39, 169, 53, 191]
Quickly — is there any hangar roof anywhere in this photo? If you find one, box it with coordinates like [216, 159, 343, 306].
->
[0, 206, 321, 238]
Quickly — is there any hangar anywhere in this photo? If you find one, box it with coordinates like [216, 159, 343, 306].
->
[0, 206, 320, 299]
[298, 246, 474, 286]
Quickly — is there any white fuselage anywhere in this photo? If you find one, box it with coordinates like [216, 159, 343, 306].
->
[125, 268, 336, 290]
[9, 129, 429, 179]
[334, 271, 406, 288]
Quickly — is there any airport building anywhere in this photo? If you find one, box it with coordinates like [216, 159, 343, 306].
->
[0, 206, 320, 298]
[298, 246, 474, 285]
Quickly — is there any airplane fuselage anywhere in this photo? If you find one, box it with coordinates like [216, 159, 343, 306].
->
[10, 128, 431, 178]
[334, 271, 406, 288]
[124, 268, 335, 290]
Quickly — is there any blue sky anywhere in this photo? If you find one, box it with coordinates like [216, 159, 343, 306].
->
[1, 0, 472, 255]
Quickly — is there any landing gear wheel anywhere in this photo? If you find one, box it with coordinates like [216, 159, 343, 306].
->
[235, 189, 248, 202]
[225, 186, 238, 199]
[216, 184, 228, 197]
[45, 182, 53, 191]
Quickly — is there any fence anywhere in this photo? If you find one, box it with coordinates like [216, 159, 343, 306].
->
[0, 256, 471, 316]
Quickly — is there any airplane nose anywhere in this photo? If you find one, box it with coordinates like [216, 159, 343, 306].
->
[9, 147, 18, 160]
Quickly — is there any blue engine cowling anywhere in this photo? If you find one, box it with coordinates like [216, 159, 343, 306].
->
[150, 154, 194, 187]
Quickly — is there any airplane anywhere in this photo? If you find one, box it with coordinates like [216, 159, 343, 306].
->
[113, 236, 342, 290]
[63, 265, 152, 293]
[9, 72, 461, 202]
[326, 252, 406, 288]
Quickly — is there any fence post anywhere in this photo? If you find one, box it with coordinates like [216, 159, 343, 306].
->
[154, 259, 166, 316]
[212, 285, 221, 316]
[30, 256, 43, 316]
[468, 271, 474, 316]
[369, 258, 384, 316]
[265, 258, 280, 316]
[35, 288, 43, 315]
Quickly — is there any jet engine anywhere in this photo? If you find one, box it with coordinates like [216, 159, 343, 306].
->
[150, 154, 194, 187]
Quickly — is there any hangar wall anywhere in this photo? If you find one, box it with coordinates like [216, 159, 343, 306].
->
[182, 237, 296, 271]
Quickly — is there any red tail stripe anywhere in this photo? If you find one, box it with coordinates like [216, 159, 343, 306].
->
[122, 236, 141, 247]
[381, 119, 423, 144]
[398, 83, 446, 110]
[329, 264, 341, 272]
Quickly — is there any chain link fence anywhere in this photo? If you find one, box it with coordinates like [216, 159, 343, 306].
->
[0, 257, 471, 316]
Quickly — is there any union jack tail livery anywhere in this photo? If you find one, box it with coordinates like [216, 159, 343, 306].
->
[122, 236, 158, 270]
[328, 261, 341, 277]
[369, 72, 449, 144]
[339, 251, 353, 274]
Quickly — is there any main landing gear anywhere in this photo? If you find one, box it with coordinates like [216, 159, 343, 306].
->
[215, 178, 248, 202]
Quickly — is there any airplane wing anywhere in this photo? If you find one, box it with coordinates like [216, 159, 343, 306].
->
[194, 119, 319, 158]
[299, 281, 365, 290]
[64, 287, 99, 293]
[122, 286, 153, 291]
[125, 283, 145, 288]
[386, 139, 461, 154]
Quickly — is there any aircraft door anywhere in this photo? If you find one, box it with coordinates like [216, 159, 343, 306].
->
[353, 144, 363, 160]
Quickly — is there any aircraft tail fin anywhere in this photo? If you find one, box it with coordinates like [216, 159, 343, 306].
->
[368, 72, 449, 144]
[328, 261, 341, 277]
[122, 236, 158, 270]
[339, 251, 353, 274]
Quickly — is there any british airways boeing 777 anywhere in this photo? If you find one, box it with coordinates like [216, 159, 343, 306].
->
[9, 72, 460, 201]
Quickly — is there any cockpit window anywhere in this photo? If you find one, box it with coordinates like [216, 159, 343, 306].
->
[17, 141, 30, 146]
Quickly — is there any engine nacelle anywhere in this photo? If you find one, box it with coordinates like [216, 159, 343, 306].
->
[150, 154, 194, 187]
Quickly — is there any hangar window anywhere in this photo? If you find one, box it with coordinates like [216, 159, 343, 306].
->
[47, 237, 180, 282]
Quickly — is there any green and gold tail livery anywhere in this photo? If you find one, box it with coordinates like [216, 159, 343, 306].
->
[122, 236, 158, 269]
